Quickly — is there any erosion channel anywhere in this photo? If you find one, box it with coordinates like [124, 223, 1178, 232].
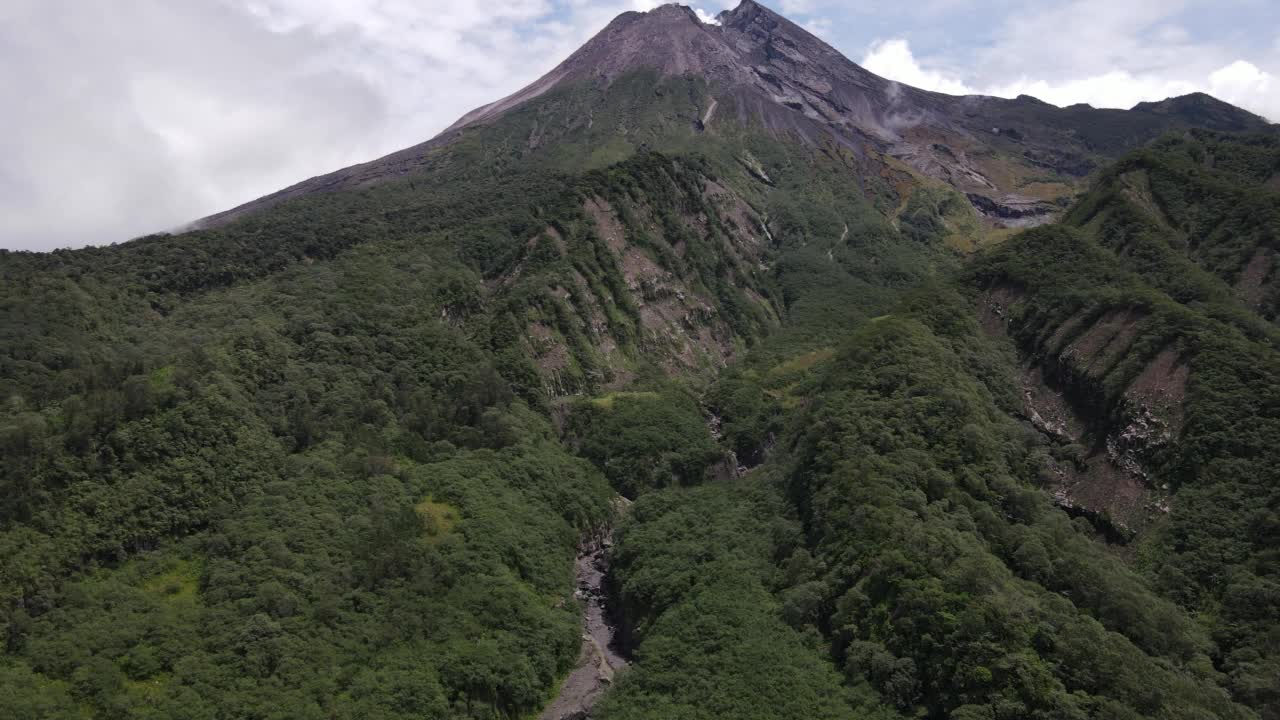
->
[539, 517, 629, 720]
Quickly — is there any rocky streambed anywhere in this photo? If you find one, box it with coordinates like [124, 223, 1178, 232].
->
[539, 532, 629, 720]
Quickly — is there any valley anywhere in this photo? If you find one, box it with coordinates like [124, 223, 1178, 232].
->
[539, 524, 628, 720]
[1, 2, 1278, 719]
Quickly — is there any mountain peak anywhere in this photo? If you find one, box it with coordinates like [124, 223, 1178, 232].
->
[441, 1, 734, 134]
[447, 0, 900, 139]
[1132, 92, 1271, 128]
[718, 0, 792, 28]
[641, 2, 704, 20]
[192, 0, 1273, 230]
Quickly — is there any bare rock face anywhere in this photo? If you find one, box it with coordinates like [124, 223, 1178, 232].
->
[453, 1, 952, 151]
[446, 5, 745, 133]
[980, 284, 1193, 535]
[966, 193, 1059, 228]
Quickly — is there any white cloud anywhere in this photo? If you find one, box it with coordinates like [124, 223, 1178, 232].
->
[862, 39, 976, 95]
[862, 36, 1280, 122]
[0, 1, 391, 251]
[0, 0, 653, 250]
[1208, 60, 1275, 114]
[3, 0, 1277, 251]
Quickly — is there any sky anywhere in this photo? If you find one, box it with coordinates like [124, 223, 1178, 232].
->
[2, 0, 1277, 251]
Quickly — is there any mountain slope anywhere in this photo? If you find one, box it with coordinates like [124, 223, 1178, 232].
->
[1, 2, 1278, 720]
[196, 1, 1269, 233]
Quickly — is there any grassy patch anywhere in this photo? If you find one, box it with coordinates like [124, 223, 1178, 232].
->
[123, 675, 171, 706]
[589, 391, 660, 410]
[142, 560, 200, 603]
[148, 365, 176, 392]
[415, 497, 460, 542]
[764, 382, 808, 410]
[768, 348, 834, 378]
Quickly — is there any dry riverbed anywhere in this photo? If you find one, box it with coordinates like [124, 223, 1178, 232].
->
[538, 530, 629, 720]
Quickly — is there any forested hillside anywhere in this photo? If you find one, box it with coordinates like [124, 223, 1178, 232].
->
[3, 2, 1279, 719]
[590, 133, 1279, 720]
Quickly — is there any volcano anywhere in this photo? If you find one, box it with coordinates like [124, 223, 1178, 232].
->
[197, 0, 1269, 230]
[4, 3, 1280, 719]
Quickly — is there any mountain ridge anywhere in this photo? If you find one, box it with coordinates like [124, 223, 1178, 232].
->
[191, 0, 1271, 233]
[4, 3, 1279, 719]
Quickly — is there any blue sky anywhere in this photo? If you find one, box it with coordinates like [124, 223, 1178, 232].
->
[724, 0, 1278, 115]
[799, 0, 1278, 60]
[2, 0, 1276, 250]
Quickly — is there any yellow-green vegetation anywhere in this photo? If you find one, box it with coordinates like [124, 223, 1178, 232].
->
[896, 182, 991, 252]
[766, 347, 834, 377]
[763, 383, 805, 410]
[1016, 179, 1076, 201]
[123, 675, 171, 706]
[141, 560, 200, 603]
[589, 390, 660, 410]
[415, 496, 460, 541]
[756, 351, 835, 411]
[971, 148, 1085, 202]
[147, 365, 176, 393]
[974, 224, 1022, 248]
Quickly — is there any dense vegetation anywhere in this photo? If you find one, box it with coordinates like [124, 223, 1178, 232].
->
[1, 96, 772, 715]
[596, 282, 1264, 719]
[0, 204, 622, 716]
[781, 302, 1245, 719]
[1, 60, 1277, 720]
[972, 221, 1280, 714]
[1065, 130, 1280, 321]
[563, 385, 723, 498]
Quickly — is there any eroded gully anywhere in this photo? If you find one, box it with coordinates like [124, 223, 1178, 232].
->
[538, 518, 630, 720]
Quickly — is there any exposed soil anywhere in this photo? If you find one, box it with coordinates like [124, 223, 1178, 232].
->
[1123, 346, 1189, 435]
[701, 179, 768, 254]
[1023, 360, 1162, 533]
[585, 193, 741, 374]
[965, 192, 1059, 228]
[700, 99, 719, 128]
[1053, 452, 1153, 535]
[1022, 365, 1086, 439]
[1061, 309, 1144, 375]
[585, 197, 628, 254]
[1235, 248, 1272, 311]
[978, 284, 1026, 337]
[980, 288, 1175, 534]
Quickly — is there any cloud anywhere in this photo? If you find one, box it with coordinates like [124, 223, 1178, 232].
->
[0, 0, 391, 251]
[862, 36, 1280, 122]
[694, 8, 721, 24]
[3, 0, 1277, 251]
[0, 0, 687, 250]
[862, 39, 976, 95]
[779, 0, 816, 13]
[1208, 60, 1275, 113]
